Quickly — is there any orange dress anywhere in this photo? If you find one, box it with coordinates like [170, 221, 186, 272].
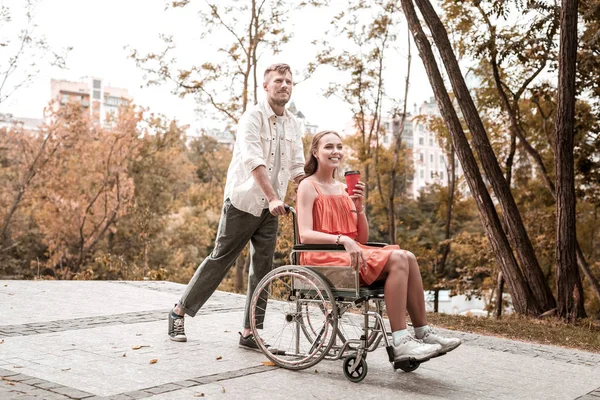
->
[299, 181, 400, 285]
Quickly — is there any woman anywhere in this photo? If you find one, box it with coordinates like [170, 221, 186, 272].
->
[296, 131, 461, 362]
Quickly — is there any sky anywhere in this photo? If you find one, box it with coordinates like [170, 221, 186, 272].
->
[0, 0, 435, 134]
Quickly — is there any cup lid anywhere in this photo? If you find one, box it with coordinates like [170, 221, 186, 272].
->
[344, 170, 360, 176]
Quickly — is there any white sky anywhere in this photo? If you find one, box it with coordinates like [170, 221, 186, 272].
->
[0, 0, 435, 133]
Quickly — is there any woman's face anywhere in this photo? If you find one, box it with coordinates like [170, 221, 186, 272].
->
[314, 133, 343, 169]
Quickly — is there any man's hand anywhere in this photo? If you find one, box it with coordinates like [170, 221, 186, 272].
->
[268, 199, 288, 216]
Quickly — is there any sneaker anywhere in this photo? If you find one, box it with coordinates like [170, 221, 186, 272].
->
[168, 309, 187, 342]
[393, 334, 441, 362]
[238, 332, 268, 350]
[418, 327, 461, 354]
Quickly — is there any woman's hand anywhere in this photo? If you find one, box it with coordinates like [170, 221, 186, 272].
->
[350, 181, 365, 212]
[339, 235, 366, 272]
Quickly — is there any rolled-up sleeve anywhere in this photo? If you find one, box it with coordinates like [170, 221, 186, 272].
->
[239, 112, 267, 173]
[289, 121, 306, 180]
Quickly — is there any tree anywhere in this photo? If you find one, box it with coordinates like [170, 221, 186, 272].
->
[400, 0, 542, 315]
[443, 0, 600, 308]
[129, 0, 308, 127]
[32, 104, 141, 276]
[554, 0, 586, 319]
[0, 0, 69, 105]
[412, 0, 556, 314]
[0, 109, 66, 248]
[315, 0, 403, 231]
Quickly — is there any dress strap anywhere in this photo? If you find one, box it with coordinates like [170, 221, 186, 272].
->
[309, 180, 323, 195]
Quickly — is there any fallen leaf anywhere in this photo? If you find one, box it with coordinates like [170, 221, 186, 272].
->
[314, 369, 318, 374]
[12, 366, 23, 368]
[149, 359, 158, 364]
[194, 393, 205, 397]
[5, 381, 15, 386]
[221, 387, 226, 393]
[224, 330, 230, 333]
[136, 333, 142, 336]
[132, 345, 150, 350]
[261, 361, 276, 366]
[216, 356, 222, 360]
[61, 368, 71, 371]
[2, 377, 12, 381]
[0, 339, 4, 344]
[122, 353, 126, 357]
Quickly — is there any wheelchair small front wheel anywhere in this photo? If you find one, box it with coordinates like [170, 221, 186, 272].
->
[342, 355, 368, 383]
[396, 359, 420, 372]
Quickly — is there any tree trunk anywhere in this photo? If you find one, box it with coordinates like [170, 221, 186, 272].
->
[481, 3, 600, 304]
[400, 0, 541, 315]
[413, 0, 555, 313]
[494, 271, 504, 319]
[554, 0, 586, 320]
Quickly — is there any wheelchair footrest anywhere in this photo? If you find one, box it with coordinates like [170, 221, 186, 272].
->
[385, 346, 426, 371]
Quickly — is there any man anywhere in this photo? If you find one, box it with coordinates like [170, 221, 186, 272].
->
[168, 63, 305, 348]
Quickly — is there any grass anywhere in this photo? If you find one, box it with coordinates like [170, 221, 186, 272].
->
[427, 312, 600, 354]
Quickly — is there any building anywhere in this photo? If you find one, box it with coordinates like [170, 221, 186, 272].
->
[0, 113, 43, 131]
[343, 97, 464, 198]
[288, 102, 318, 136]
[50, 78, 130, 126]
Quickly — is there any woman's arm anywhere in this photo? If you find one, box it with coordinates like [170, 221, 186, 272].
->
[350, 182, 369, 243]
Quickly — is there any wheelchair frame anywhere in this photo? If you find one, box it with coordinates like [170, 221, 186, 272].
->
[249, 207, 424, 383]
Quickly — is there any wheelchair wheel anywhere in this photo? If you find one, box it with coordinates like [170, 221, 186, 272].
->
[342, 355, 368, 383]
[250, 265, 338, 370]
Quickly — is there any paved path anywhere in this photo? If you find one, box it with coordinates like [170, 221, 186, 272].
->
[1, 280, 599, 399]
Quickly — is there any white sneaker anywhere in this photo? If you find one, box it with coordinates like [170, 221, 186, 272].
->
[418, 327, 461, 354]
[393, 335, 441, 362]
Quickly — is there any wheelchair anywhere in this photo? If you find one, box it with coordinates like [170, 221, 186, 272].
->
[249, 207, 425, 383]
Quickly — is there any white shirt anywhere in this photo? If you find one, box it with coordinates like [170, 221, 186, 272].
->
[224, 99, 305, 217]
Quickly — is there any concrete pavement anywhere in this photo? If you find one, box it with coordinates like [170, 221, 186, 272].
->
[1, 280, 599, 400]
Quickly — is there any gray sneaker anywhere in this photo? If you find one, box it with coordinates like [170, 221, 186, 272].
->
[393, 334, 441, 362]
[418, 327, 461, 354]
[168, 310, 187, 342]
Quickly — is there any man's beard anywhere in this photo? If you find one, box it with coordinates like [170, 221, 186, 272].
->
[270, 93, 290, 107]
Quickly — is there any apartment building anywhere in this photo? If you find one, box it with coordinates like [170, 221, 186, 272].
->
[343, 97, 462, 198]
[50, 78, 130, 126]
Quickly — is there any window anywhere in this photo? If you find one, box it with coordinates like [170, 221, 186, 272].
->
[93, 79, 101, 89]
[420, 169, 424, 178]
[430, 154, 434, 163]
[430, 171, 434, 178]
[93, 90, 101, 100]
[61, 94, 69, 103]
[429, 138, 434, 146]
[419, 153, 424, 162]
[419, 137, 424, 145]
[440, 171, 444, 180]
[440, 155, 444, 164]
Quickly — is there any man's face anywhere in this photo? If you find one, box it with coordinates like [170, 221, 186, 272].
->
[263, 70, 293, 107]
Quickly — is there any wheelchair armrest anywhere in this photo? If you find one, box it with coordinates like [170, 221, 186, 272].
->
[293, 244, 346, 251]
[364, 242, 388, 248]
[293, 243, 388, 251]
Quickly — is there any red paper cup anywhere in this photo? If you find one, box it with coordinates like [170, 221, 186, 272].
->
[344, 170, 360, 196]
